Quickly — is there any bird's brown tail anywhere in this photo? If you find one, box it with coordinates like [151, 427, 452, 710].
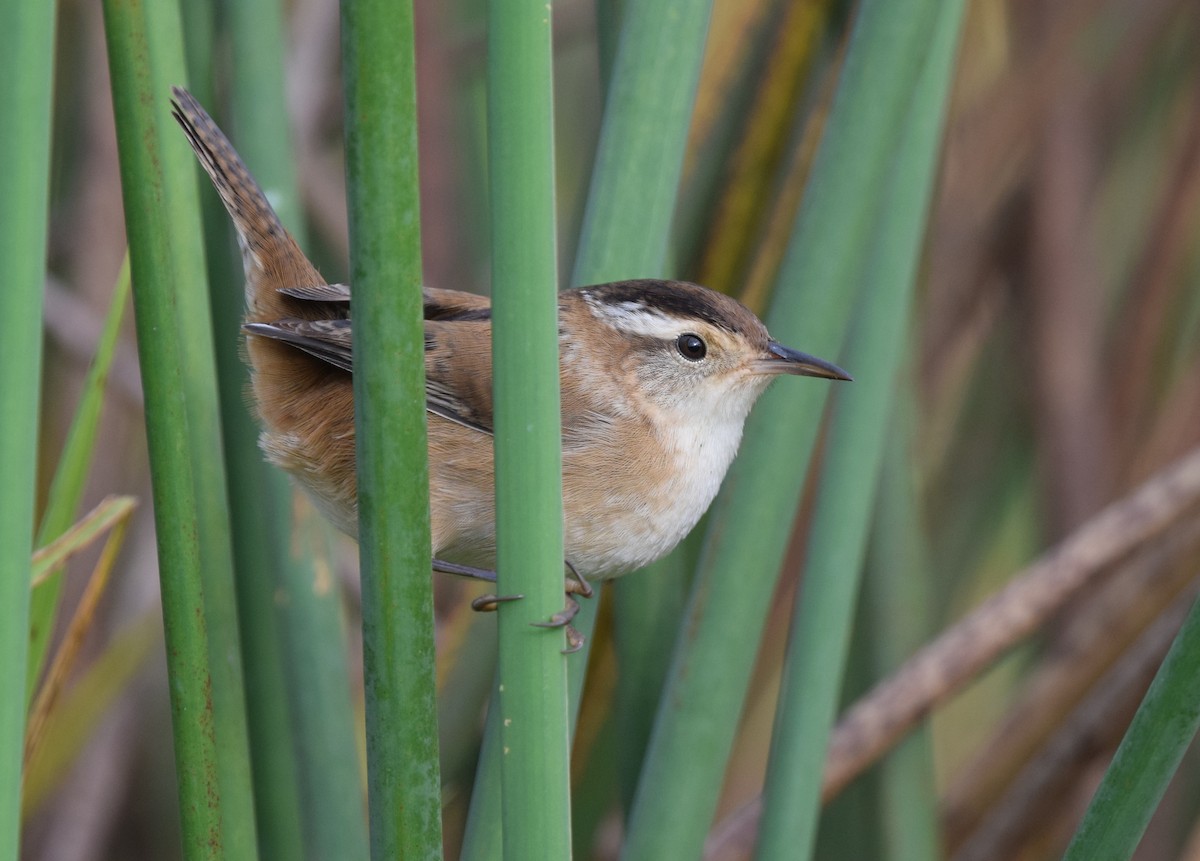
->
[169, 86, 320, 321]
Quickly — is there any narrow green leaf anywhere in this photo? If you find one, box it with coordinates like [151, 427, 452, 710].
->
[102, 0, 258, 855]
[572, 0, 716, 816]
[612, 545, 690, 814]
[341, 0, 442, 856]
[621, 1, 955, 858]
[488, 0, 572, 858]
[28, 255, 131, 704]
[461, 2, 715, 855]
[754, 5, 965, 858]
[438, 614, 497, 786]
[0, 1, 55, 850]
[32, 497, 138, 587]
[867, 413, 939, 861]
[572, 0, 713, 284]
[1062, 591, 1200, 861]
[211, 0, 369, 854]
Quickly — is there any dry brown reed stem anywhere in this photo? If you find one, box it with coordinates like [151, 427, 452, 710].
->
[704, 446, 1200, 860]
[920, 0, 1103, 400]
[1111, 85, 1200, 458]
[693, 0, 826, 294]
[1026, 65, 1111, 534]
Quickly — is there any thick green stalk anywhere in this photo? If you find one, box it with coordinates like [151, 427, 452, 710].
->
[754, 4, 964, 858]
[460, 2, 713, 856]
[103, 0, 259, 856]
[460, 1, 710, 858]
[0, 0, 54, 852]
[572, 0, 715, 813]
[183, 9, 304, 858]
[201, 151, 306, 861]
[620, 1, 948, 858]
[146, 1, 260, 855]
[341, 1, 442, 857]
[218, 1, 370, 856]
[487, 0, 572, 858]
[1062, 591, 1200, 860]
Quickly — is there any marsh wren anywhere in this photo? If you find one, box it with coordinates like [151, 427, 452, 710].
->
[170, 88, 850, 644]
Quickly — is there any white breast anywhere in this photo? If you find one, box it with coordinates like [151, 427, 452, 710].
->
[563, 412, 747, 578]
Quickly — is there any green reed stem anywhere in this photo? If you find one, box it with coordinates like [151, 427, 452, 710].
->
[488, 0, 572, 857]
[342, 0, 442, 856]
[0, 0, 55, 853]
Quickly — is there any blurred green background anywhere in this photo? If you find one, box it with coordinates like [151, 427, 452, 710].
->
[25, 0, 1200, 858]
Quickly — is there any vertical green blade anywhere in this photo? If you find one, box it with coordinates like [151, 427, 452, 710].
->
[103, 0, 259, 854]
[1063, 590, 1200, 861]
[488, 1, 571, 858]
[0, 1, 55, 853]
[342, 0, 442, 856]
[213, 0, 370, 855]
[754, 3, 965, 857]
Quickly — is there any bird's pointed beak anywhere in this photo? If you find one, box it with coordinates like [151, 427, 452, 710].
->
[754, 341, 853, 381]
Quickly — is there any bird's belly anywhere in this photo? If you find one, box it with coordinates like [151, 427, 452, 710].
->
[560, 425, 741, 578]
[265, 410, 741, 583]
[560, 496, 704, 579]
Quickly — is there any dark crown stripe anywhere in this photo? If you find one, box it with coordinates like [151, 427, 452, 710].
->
[584, 279, 744, 335]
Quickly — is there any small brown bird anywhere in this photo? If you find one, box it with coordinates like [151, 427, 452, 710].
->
[170, 87, 849, 644]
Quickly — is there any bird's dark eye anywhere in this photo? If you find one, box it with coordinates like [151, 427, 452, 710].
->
[676, 333, 707, 361]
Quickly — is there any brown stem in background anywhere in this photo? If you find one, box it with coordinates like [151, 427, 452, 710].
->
[1110, 83, 1200, 463]
[693, 0, 827, 295]
[1024, 65, 1111, 535]
[920, 0, 1103, 401]
[415, 0, 477, 294]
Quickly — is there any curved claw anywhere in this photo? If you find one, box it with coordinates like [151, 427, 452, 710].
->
[530, 597, 581, 630]
[457, 558, 594, 654]
[471, 593, 523, 613]
[562, 625, 585, 654]
[530, 596, 588, 655]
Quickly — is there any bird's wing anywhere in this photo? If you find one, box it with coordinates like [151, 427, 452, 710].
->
[423, 320, 494, 435]
[244, 318, 354, 372]
[422, 286, 493, 321]
[244, 307, 496, 437]
[278, 282, 351, 303]
[274, 282, 493, 323]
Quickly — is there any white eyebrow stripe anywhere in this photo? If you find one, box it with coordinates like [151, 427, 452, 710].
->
[583, 294, 688, 339]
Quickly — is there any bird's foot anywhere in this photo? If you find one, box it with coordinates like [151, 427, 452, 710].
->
[446, 558, 593, 653]
[470, 592, 523, 613]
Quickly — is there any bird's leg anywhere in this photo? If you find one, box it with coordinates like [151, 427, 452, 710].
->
[432, 558, 497, 584]
[432, 558, 524, 612]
